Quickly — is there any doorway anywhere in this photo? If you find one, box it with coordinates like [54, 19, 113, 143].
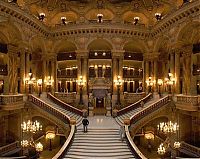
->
[96, 98, 104, 108]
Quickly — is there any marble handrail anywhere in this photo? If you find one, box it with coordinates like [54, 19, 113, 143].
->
[117, 93, 152, 116]
[0, 94, 23, 105]
[52, 125, 75, 159]
[130, 95, 169, 124]
[47, 93, 83, 116]
[125, 125, 147, 159]
[180, 141, 200, 157]
[0, 141, 20, 155]
[175, 95, 200, 106]
[125, 95, 170, 158]
[28, 95, 70, 124]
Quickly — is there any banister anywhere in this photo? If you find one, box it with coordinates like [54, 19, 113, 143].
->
[117, 93, 153, 116]
[52, 124, 75, 159]
[0, 141, 20, 155]
[130, 95, 169, 124]
[28, 95, 71, 124]
[47, 93, 83, 116]
[125, 125, 147, 159]
[180, 141, 200, 157]
[125, 95, 170, 159]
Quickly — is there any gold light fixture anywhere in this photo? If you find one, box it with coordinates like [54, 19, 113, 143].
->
[157, 143, 166, 155]
[35, 142, 43, 152]
[144, 132, 154, 140]
[21, 120, 42, 133]
[174, 141, 181, 149]
[133, 17, 140, 25]
[157, 121, 179, 134]
[97, 13, 103, 23]
[114, 75, 123, 86]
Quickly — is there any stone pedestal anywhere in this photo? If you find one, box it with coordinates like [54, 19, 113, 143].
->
[112, 109, 118, 117]
[106, 107, 111, 116]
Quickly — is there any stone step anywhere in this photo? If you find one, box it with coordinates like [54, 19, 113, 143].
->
[70, 145, 130, 150]
[71, 142, 128, 147]
[64, 155, 135, 159]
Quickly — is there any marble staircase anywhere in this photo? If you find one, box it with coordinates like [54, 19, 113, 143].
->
[40, 94, 83, 126]
[64, 116, 135, 159]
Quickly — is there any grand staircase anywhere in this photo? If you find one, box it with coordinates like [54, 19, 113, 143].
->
[64, 116, 135, 159]
[115, 95, 159, 126]
[40, 94, 83, 126]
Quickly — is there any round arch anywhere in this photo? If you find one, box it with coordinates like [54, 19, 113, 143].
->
[53, 40, 77, 53]
[123, 39, 148, 53]
[87, 38, 113, 51]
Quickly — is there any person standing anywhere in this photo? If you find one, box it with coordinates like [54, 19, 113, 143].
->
[82, 117, 89, 133]
[119, 125, 125, 141]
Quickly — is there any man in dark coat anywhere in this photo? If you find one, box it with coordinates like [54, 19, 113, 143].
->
[82, 117, 89, 133]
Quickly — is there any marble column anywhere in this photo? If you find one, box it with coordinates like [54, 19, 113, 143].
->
[19, 48, 26, 93]
[190, 54, 197, 95]
[182, 45, 192, 95]
[7, 45, 18, 94]
[42, 56, 47, 92]
[170, 52, 175, 75]
[175, 50, 180, 94]
[112, 57, 118, 95]
[145, 61, 150, 93]
[154, 60, 158, 93]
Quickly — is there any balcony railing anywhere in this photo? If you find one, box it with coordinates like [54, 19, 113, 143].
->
[54, 92, 76, 104]
[175, 95, 200, 106]
[123, 92, 146, 105]
[180, 141, 200, 157]
[0, 94, 24, 105]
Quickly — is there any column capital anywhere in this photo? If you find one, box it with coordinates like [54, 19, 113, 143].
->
[144, 52, 159, 61]
[7, 44, 18, 55]
[47, 53, 57, 60]
[182, 45, 193, 57]
[76, 49, 88, 58]
[112, 50, 124, 58]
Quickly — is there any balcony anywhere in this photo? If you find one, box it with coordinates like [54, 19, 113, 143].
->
[0, 65, 8, 76]
[57, 69, 77, 78]
[123, 69, 143, 79]
[0, 94, 24, 110]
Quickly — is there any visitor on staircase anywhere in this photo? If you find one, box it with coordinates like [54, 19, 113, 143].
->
[119, 125, 125, 141]
[82, 117, 89, 133]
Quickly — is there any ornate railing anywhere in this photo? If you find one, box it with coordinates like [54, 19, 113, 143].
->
[175, 95, 200, 106]
[0, 141, 20, 156]
[123, 92, 146, 105]
[180, 141, 200, 157]
[28, 95, 76, 159]
[54, 92, 76, 104]
[0, 94, 24, 105]
[28, 95, 70, 124]
[52, 125, 75, 159]
[125, 125, 147, 159]
[117, 93, 152, 116]
[47, 93, 83, 116]
[130, 95, 169, 124]
[125, 95, 170, 159]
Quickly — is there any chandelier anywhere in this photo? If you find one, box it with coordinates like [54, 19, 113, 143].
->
[21, 120, 42, 133]
[157, 121, 179, 134]
[157, 143, 166, 155]
[174, 141, 181, 149]
[21, 139, 35, 148]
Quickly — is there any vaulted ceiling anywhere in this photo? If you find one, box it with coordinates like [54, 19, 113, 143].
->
[16, 0, 184, 27]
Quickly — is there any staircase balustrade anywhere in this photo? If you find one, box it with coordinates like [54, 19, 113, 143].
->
[125, 95, 170, 159]
[47, 93, 83, 116]
[54, 92, 76, 104]
[125, 125, 147, 159]
[28, 95, 70, 124]
[0, 141, 20, 156]
[180, 141, 200, 157]
[52, 125, 75, 159]
[130, 95, 169, 124]
[117, 93, 152, 116]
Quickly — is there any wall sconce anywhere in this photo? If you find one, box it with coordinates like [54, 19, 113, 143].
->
[97, 13, 103, 23]
[61, 17, 66, 25]
[155, 13, 162, 21]
[39, 13, 45, 21]
[134, 17, 140, 25]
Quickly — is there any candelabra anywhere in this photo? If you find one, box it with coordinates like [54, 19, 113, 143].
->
[157, 79, 163, 97]
[114, 75, 123, 105]
[77, 75, 86, 105]
[46, 131, 55, 151]
[25, 73, 36, 94]
[21, 120, 42, 133]
[157, 121, 179, 134]
[45, 76, 53, 92]
[146, 77, 155, 93]
[165, 73, 176, 94]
